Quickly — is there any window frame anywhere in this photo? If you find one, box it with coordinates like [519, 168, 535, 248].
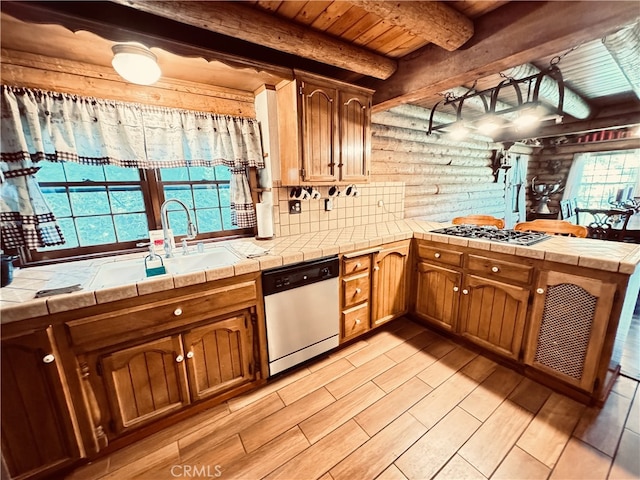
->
[24, 165, 253, 266]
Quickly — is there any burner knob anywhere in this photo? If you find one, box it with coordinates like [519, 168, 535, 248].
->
[434, 253, 441, 258]
[491, 266, 500, 273]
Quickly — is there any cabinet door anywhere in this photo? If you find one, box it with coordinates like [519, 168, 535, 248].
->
[183, 312, 255, 402]
[459, 275, 530, 360]
[1, 328, 80, 479]
[414, 261, 462, 332]
[300, 80, 338, 182]
[524, 270, 616, 391]
[100, 335, 189, 433]
[372, 242, 410, 327]
[339, 89, 370, 182]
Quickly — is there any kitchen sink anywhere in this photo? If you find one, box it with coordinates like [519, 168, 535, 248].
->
[88, 246, 242, 290]
[165, 246, 241, 273]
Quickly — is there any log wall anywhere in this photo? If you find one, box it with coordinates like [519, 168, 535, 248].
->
[526, 137, 640, 214]
[371, 106, 506, 222]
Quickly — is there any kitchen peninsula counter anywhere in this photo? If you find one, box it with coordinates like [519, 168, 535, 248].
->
[2, 219, 640, 324]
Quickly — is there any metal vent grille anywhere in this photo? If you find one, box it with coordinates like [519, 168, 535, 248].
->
[534, 283, 597, 379]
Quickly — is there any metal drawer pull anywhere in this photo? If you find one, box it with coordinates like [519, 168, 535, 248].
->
[174, 308, 183, 316]
[434, 253, 441, 258]
[462, 289, 469, 295]
[355, 262, 361, 268]
[491, 266, 500, 273]
[186, 351, 194, 359]
[453, 286, 459, 292]
[355, 319, 361, 324]
[355, 288, 362, 294]
[42, 354, 55, 364]
[175, 355, 184, 363]
[536, 288, 545, 295]
[373, 266, 379, 271]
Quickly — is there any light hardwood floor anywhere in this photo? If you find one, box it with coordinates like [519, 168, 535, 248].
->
[67, 318, 640, 480]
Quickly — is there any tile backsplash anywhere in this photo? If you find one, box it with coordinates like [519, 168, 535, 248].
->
[272, 182, 405, 237]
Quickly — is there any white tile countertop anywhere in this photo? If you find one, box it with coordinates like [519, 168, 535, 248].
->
[1, 219, 639, 324]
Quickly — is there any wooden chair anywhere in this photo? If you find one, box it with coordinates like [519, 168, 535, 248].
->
[559, 197, 578, 223]
[514, 219, 588, 238]
[575, 208, 634, 241]
[452, 215, 505, 229]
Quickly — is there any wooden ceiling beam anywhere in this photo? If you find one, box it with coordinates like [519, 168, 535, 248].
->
[347, 1, 473, 51]
[370, 1, 640, 112]
[109, 0, 397, 80]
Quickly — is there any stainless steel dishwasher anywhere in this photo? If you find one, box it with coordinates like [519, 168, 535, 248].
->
[262, 256, 340, 376]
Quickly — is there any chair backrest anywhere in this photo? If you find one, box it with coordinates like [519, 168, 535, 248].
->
[559, 198, 578, 222]
[452, 215, 505, 229]
[514, 220, 588, 238]
[575, 208, 633, 241]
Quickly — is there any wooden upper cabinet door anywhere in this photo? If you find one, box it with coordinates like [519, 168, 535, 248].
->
[100, 335, 189, 433]
[414, 261, 462, 332]
[524, 270, 616, 392]
[183, 311, 255, 402]
[1, 328, 80, 479]
[372, 242, 410, 327]
[339, 89, 371, 182]
[300, 80, 338, 183]
[459, 275, 530, 360]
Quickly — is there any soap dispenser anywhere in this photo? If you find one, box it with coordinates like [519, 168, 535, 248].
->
[145, 245, 166, 277]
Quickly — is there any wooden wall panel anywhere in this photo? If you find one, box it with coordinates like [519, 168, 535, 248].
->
[1, 49, 256, 117]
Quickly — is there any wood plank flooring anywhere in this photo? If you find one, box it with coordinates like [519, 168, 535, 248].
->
[67, 317, 640, 480]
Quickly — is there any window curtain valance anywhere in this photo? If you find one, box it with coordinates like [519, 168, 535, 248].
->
[1, 85, 264, 249]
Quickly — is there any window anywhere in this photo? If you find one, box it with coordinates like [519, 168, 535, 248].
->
[33, 161, 249, 262]
[575, 149, 640, 208]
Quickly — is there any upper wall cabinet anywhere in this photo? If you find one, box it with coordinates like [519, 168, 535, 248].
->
[276, 71, 373, 185]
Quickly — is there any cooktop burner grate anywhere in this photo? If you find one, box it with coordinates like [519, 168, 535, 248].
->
[430, 225, 550, 246]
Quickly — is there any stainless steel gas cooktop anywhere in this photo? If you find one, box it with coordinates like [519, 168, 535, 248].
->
[430, 225, 550, 246]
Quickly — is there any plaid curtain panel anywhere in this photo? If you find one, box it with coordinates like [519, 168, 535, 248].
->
[1, 86, 265, 249]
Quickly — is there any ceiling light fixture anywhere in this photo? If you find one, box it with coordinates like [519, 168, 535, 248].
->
[111, 43, 161, 86]
[427, 65, 565, 140]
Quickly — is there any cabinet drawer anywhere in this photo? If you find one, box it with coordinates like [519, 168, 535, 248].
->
[418, 244, 463, 267]
[342, 303, 369, 339]
[343, 255, 371, 275]
[66, 280, 258, 351]
[342, 273, 370, 307]
[467, 255, 533, 284]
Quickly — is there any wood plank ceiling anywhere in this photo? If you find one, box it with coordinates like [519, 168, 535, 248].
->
[1, 0, 639, 139]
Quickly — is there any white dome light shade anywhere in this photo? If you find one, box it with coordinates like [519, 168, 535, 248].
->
[477, 115, 504, 137]
[448, 121, 469, 140]
[111, 43, 161, 85]
[514, 105, 543, 130]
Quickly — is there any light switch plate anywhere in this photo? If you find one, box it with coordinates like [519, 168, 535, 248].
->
[325, 199, 333, 211]
[289, 200, 302, 214]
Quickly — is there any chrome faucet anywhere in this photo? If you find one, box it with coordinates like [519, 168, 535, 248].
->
[160, 199, 197, 258]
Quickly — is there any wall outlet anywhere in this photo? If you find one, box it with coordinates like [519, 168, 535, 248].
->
[325, 199, 333, 211]
[378, 200, 384, 207]
[289, 200, 302, 214]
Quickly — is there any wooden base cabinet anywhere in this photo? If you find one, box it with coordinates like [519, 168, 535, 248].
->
[100, 335, 190, 434]
[459, 274, 529, 360]
[524, 270, 616, 392]
[1, 328, 80, 479]
[414, 240, 532, 360]
[183, 311, 255, 402]
[340, 252, 372, 342]
[372, 241, 411, 327]
[414, 261, 461, 332]
[94, 308, 258, 437]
